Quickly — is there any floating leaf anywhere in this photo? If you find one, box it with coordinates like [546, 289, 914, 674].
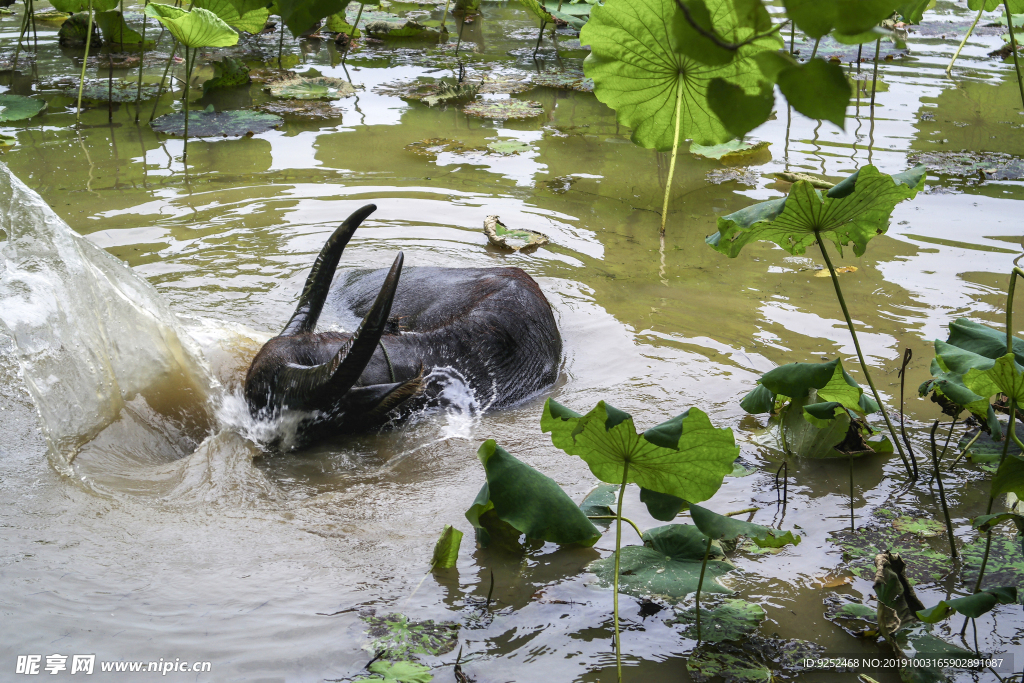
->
[962, 530, 1024, 587]
[364, 19, 446, 40]
[832, 524, 951, 585]
[687, 646, 771, 683]
[690, 504, 800, 549]
[267, 76, 357, 100]
[707, 165, 926, 258]
[588, 524, 734, 600]
[580, 0, 781, 148]
[422, 81, 479, 107]
[690, 139, 770, 163]
[353, 660, 433, 683]
[667, 599, 765, 642]
[430, 525, 462, 570]
[65, 80, 162, 103]
[145, 4, 239, 48]
[259, 99, 342, 119]
[461, 99, 544, 120]
[363, 613, 458, 659]
[893, 517, 945, 539]
[917, 587, 1018, 623]
[34, 10, 71, 24]
[486, 140, 531, 155]
[151, 109, 283, 137]
[531, 69, 594, 92]
[483, 215, 548, 251]
[827, 601, 878, 635]
[0, 95, 45, 123]
[542, 399, 738, 503]
[203, 56, 251, 92]
[465, 440, 601, 548]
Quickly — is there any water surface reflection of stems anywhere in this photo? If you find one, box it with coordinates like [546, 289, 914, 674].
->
[150, 39, 178, 122]
[815, 231, 913, 478]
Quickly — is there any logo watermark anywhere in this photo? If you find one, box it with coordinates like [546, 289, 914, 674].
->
[15, 655, 211, 676]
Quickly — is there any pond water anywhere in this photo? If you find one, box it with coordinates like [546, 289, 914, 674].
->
[0, 0, 1022, 681]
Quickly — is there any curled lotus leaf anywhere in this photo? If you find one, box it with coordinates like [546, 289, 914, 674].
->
[352, 659, 433, 683]
[917, 587, 1018, 623]
[588, 524, 734, 600]
[464, 440, 601, 548]
[203, 56, 251, 93]
[579, 483, 617, 527]
[430, 524, 462, 570]
[690, 504, 800, 549]
[707, 165, 926, 258]
[195, 0, 270, 34]
[144, 4, 239, 48]
[151, 109, 283, 137]
[740, 357, 878, 416]
[95, 10, 146, 45]
[0, 95, 46, 122]
[483, 215, 548, 252]
[690, 139, 770, 163]
[267, 76, 357, 100]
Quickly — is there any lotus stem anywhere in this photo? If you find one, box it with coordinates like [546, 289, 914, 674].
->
[929, 420, 958, 561]
[947, 5, 983, 77]
[612, 463, 629, 683]
[1008, 0, 1024, 114]
[182, 46, 191, 163]
[789, 21, 794, 55]
[810, 36, 820, 59]
[587, 515, 643, 539]
[136, 0, 148, 124]
[1008, 266, 1023, 354]
[973, 403, 1017, 595]
[76, 0, 96, 127]
[870, 38, 880, 109]
[108, 53, 114, 123]
[815, 233, 914, 478]
[342, 2, 363, 63]
[949, 429, 983, 471]
[29, 0, 37, 52]
[11, 0, 30, 74]
[928, 417, 958, 485]
[725, 507, 759, 517]
[694, 534, 713, 642]
[278, 16, 285, 67]
[533, 21, 544, 56]
[898, 348, 918, 478]
[660, 72, 684, 236]
[440, 0, 451, 33]
[150, 39, 178, 122]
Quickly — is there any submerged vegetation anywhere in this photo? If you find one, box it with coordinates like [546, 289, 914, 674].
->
[0, 0, 1022, 680]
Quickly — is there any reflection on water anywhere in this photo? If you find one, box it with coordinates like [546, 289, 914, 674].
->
[1, 0, 1023, 680]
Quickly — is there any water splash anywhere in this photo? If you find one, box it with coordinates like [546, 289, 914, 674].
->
[0, 163, 217, 475]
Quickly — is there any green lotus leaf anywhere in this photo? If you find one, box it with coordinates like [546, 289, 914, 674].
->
[464, 440, 601, 547]
[891, 624, 984, 683]
[740, 358, 877, 416]
[706, 78, 775, 138]
[993, 452, 1024, 499]
[917, 587, 1018, 623]
[973, 511, 1024, 536]
[50, 0, 117, 13]
[579, 483, 617, 528]
[833, 524, 952, 585]
[58, 13, 98, 46]
[776, 58, 851, 128]
[95, 10, 145, 44]
[667, 599, 765, 642]
[962, 530, 1024, 588]
[325, 8, 358, 34]
[203, 56, 251, 93]
[580, 0, 781, 149]
[690, 504, 800, 548]
[963, 353, 1024, 405]
[690, 139, 770, 161]
[828, 601, 878, 634]
[353, 660, 433, 683]
[277, 0, 349, 36]
[430, 524, 462, 570]
[145, 4, 239, 48]
[541, 399, 738, 503]
[364, 19, 445, 39]
[893, 517, 945, 539]
[195, 0, 270, 34]
[896, 0, 934, 23]
[707, 164, 926, 258]
[782, 0, 899, 39]
[267, 76, 356, 100]
[462, 99, 544, 120]
[687, 646, 771, 683]
[947, 318, 1024, 365]
[959, 423, 1024, 463]
[640, 487, 689, 521]
[588, 524, 734, 600]
[150, 109, 283, 137]
[0, 95, 46, 123]
[520, 0, 554, 25]
[363, 613, 458, 660]
[65, 80, 161, 103]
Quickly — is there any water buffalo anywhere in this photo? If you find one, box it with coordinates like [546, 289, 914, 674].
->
[244, 204, 562, 440]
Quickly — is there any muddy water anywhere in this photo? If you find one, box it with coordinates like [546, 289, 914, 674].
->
[1, 0, 1022, 680]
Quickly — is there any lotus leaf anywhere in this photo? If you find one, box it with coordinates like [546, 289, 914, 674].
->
[352, 660, 433, 683]
[57, 14, 101, 47]
[579, 483, 617, 524]
[832, 524, 951, 584]
[530, 70, 594, 92]
[588, 524, 734, 600]
[363, 613, 458, 659]
[145, 4, 239, 48]
[461, 99, 544, 120]
[542, 399, 738, 503]
[580, 0, 781, 149]
[95, 10, 145, 44]
[891, 624, 984, 683]
[782, 0, 899, 39]
[50, 0, 117, 13]
[519, 0, 554, 26]
[740, 358, 878, 416]
[542, 0, 587, 29]
[973, 511, 1024, 537]
[993, 452, 1024, 499]
[892, 517, 945, 539]
[325, 11, 359, 35]
[151, 109, 283, 137]
[0, 95, 45, 123]
[68, 80, 161, 102]
[827, 601, 878, 635]
[707, 165, 926, 258]
[963, 353, 1024, 406]
[195, 0, 270, 33]
[267, 76, 356, 100]
[908, 151, 1024, 181]
[430, 524, 462, 570]
[917, 587, 1018, 623]
[203, 57, 251, 93]
[897, 0, 935, 23]
[667, 599, 765, 642]
[465, 440, 601, 547]
[422, 81, 479, 107]
[776, 58, 851, 128]
[34, 10, 71, 24]
[259, 100, 342, 119]
[486, 140, 531, 155]
[483, 215, 548, 251]
[639, 487, 688, 521]
[276, 0, 350, 36]
[962, 531, 1024, 587]
[687, 647, 771, 683]
[690, 139, 770, 163]
[690, 504, 800, 548]
[364, 19, 445, 40]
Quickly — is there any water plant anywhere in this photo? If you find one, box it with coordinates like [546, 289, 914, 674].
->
[50, 0, 119, 124]
[709, 164, 926, 479]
